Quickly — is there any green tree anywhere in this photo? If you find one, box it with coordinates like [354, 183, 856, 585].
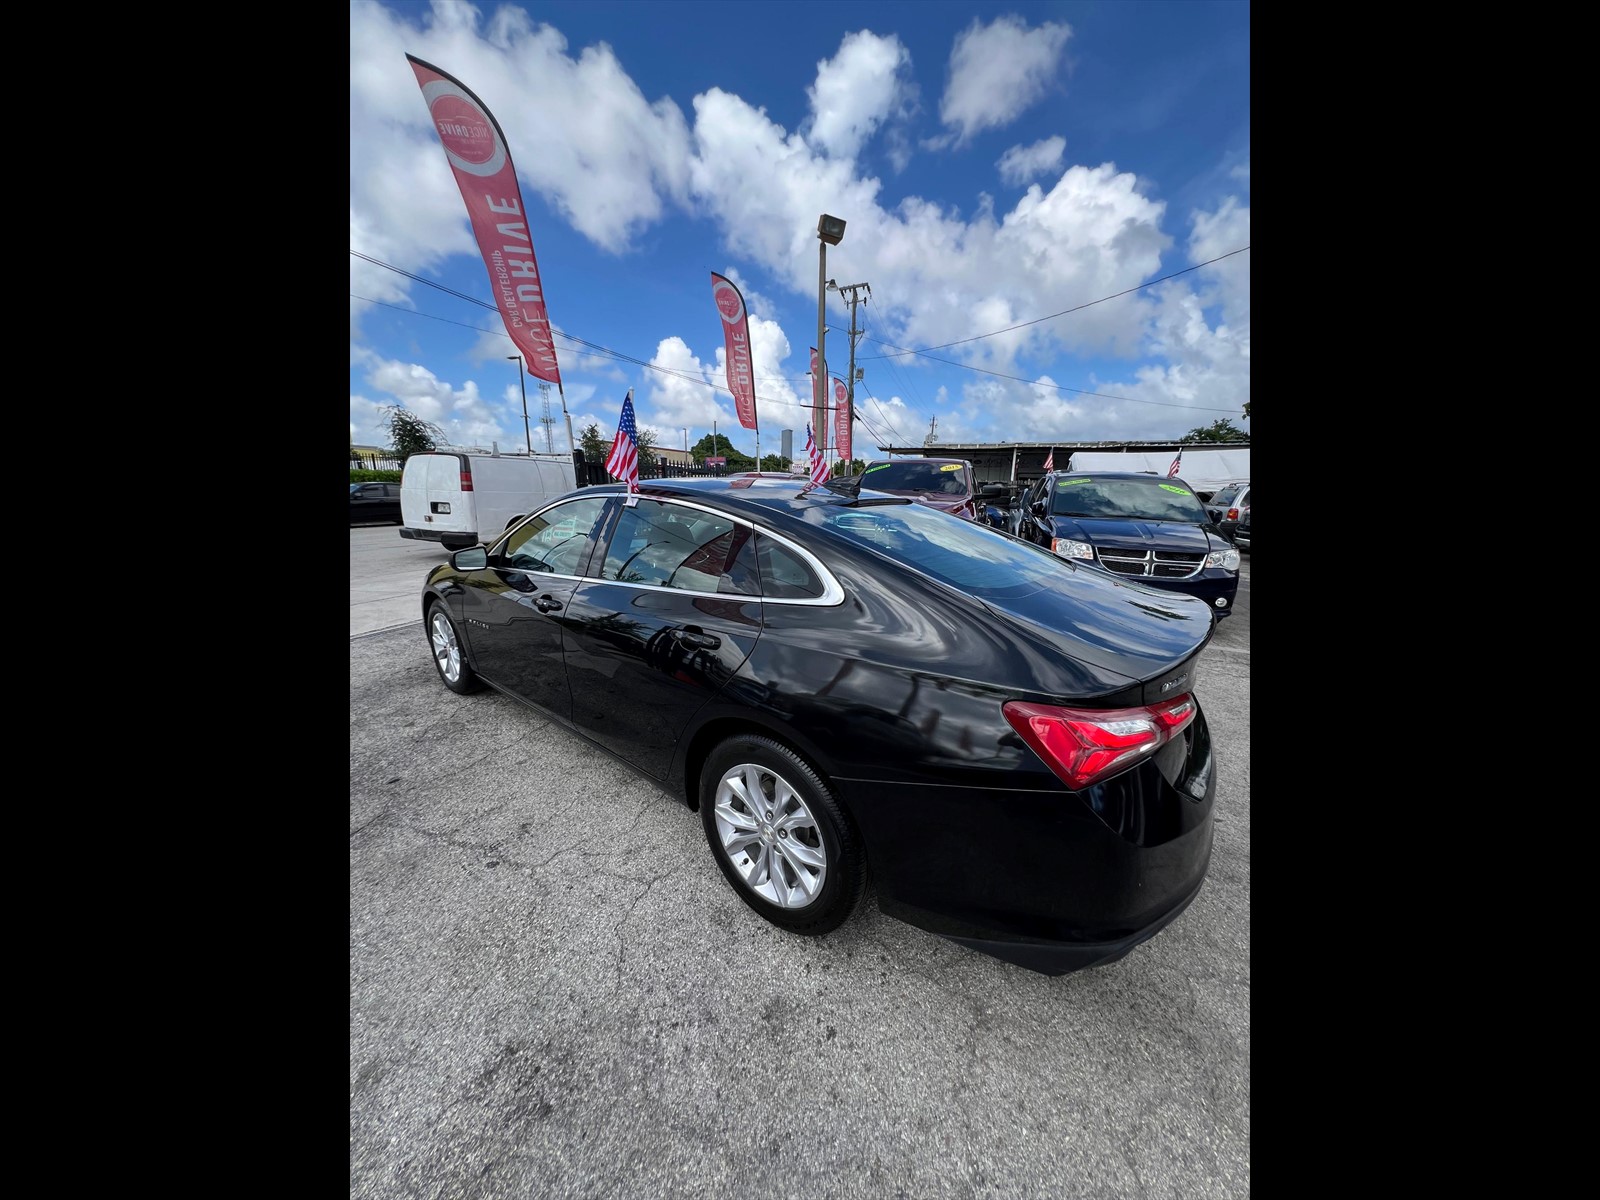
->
[831, 458, 867, 475]
[1179, 418, 1248, 443]
[690, 433, 753, 468]
[384, 405, 446, 460]
[579, 422, 607, 464]
[1242, 401, 1250, 420]
[759, 453, 792, 472]
[635, 427, 659, 461]
[582, 420, 659, 465]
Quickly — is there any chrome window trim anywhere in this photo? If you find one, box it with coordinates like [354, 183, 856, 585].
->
[533, 491, 846, 606]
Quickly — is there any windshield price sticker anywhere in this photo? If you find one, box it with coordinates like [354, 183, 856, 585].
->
[1158, 484, 1190, 495]
[864, 464, 889, 474]
[940, 463, 963, 472]
[1057, 478, 1092, 488]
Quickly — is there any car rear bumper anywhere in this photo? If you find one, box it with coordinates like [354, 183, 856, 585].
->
[840, 707, 1217, 975]
[944, 874, 1207, 974]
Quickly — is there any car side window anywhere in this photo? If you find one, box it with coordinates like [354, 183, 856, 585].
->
[1212, 486, 1238, 507]
[500, 497, 609, 576]
[756, 534, 824, 600]
[600, 500, 747, 594]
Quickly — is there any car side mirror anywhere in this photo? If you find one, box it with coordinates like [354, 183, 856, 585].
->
[1031, 500, 1045, 516]
[451, 546, 488, 570]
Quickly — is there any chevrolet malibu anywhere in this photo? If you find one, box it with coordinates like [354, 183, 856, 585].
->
[420, 476, 1218, 975]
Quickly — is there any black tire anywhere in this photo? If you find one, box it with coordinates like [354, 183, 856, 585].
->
[426, 600, 483, 695]
[698, 734, 865, 935]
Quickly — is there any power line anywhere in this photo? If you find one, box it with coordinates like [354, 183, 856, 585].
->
[352, 251, 816, 384]
[352, 292, 828, 416]
[353, 246, 1245, 419]
[860, 245, 1250, 360]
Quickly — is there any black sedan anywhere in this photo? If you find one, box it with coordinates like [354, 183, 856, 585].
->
[419, 476, 1218, 975]
[351, 481, 402, 525]
[1018, 472, 1240, 619]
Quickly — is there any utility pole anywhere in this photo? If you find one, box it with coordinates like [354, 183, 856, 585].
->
[925, 415, 938, 446]
[831, 282, 870, 475]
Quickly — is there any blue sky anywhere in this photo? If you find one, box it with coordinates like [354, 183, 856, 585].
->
[350, 0, 1250, 462]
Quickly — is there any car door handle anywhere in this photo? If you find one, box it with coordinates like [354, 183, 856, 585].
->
[675, 628, 720, 650]
[535, 595, 564, 613]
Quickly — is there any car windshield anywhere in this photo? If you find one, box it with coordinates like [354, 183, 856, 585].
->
[1050, 477, 1209, 523]
[859, 461, 970, 496]
[815, 501, 1065, 599]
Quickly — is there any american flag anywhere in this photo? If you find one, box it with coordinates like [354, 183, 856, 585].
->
[605, 389, 640, 493]
[805, 423, 830, 486]
[1043, 448, 1054, 471]
[1168, 446, 1182, 478]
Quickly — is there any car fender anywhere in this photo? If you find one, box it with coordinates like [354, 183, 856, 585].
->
[670, 698, 846, 811]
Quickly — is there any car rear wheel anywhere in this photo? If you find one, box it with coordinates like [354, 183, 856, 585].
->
[427, 601, 482, 695]
[699, 735, 865, 935]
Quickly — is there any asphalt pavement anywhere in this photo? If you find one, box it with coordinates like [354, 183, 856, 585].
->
[350, 525, 1250, 1199]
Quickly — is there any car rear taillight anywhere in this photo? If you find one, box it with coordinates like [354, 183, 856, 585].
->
[1003, 695, 1197, 791]
[1226, 507, 1238, 521]
[460, 461, 474, 492]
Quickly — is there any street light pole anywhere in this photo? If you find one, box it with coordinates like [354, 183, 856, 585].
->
[816, 214, 846, 467]
[506, 355, 531, 453]
[816, 241, 828, 462]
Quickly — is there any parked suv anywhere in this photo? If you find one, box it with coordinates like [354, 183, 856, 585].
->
[1205, 481, 1251, 544]
[856, 457, 979, 520]
[1017, 471, 1240, 619]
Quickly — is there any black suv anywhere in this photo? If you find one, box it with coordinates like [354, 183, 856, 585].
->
[1017, 471, 1240, 619]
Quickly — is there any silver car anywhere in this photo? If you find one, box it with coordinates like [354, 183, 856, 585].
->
[1205, 481, 1251, 543]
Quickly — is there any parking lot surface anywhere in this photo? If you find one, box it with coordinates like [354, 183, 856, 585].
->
[350, 525, 1250, 1198]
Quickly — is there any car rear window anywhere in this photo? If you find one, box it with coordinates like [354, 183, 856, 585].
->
[817, 502, 1064, 599]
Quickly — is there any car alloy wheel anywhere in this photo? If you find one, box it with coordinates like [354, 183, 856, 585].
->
[699, 734, 864, 936]
[427, 602, 482, 695]
[712, 763, 827, 909]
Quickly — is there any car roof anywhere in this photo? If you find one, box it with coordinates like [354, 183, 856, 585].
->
[582, 476, 910, 519]
[866, 456, 969, 465]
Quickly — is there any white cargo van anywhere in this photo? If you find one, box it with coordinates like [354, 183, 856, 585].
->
[398, 451, 579, 548]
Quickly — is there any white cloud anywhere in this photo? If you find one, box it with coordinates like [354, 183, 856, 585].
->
[939, 16, 1071, 146]
[349, 0, 692, 267]
[996, 136, 1066, 186]
[350, 13, 1246, 450]
[688, 83, 1169, 375]
[351, 357, 530, 450]
[806, 31, 915, 161]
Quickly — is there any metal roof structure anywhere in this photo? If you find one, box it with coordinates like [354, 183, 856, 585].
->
[870, 440, 1249, 486]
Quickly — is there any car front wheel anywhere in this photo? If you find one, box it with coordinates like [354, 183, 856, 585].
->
[427, 601, 482, 695]
[699, 735, 865, 935]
